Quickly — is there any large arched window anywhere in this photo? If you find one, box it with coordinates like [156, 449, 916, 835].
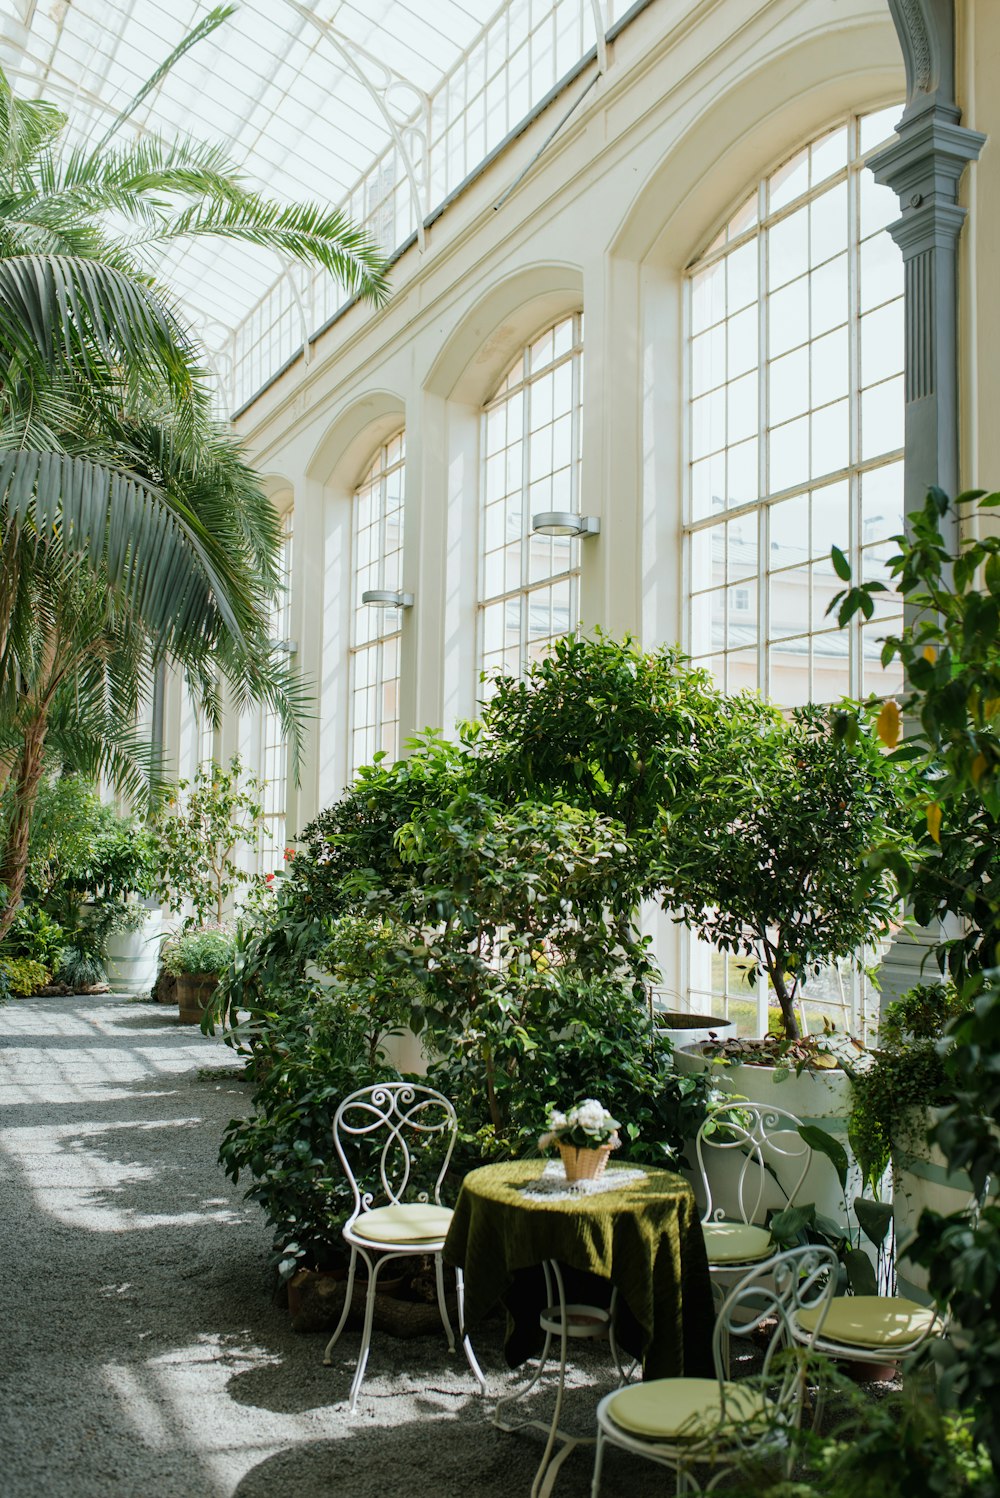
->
[685, 106, 904, 710]
[351, 431, 405, 775]
[259, 507, 294, 873]
[479, 313, 584, 682]
[684, 106, 904, 1039]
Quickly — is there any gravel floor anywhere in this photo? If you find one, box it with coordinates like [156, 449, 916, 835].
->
[0, 993, 686, 1498]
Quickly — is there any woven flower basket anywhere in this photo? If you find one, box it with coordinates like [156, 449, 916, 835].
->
[558, 1141, 613, 1182]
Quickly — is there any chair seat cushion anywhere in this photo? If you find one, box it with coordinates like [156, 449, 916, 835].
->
[702, 1221, 774, 1265]
[796, 1295, 936, 1349]
[350, 1203, 453, 1245]
[607, 1377, 769, 1440]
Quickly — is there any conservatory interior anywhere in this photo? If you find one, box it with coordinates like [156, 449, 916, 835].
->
[1, 1, 998, 1496]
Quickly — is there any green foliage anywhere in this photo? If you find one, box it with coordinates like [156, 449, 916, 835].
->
[473, 631, 720, 844]
[724, 1374, 993, 1498]
[161, 926, 234, 978]
[3, 904, 66, 968]
[0, 954, 49, 994]
[658, 699, 908, 1039]
[218, 938, 411, 1276]
[836, 487, 1000, 1479]
[54, 947, 106, 990]
[152, 757, 265, 927]
[879, 979, 969, 1046]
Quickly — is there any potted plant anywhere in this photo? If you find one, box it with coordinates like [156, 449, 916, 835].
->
[847, 982, 973, 1302]
[539, 1099, 622, 1181]
[161, 927, 235, 1024]
[658, 699, 907, 1225]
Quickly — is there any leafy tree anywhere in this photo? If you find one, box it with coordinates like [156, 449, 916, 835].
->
[657, 698, 907, 1040]
[473, 631, 720, 847]
[153, 756, 265, 927]
[0, 8, 388, 939]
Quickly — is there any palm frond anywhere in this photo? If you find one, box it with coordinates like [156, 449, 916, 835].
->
[0, 67, 66, 181]
[159, 196, 391, 304]
[0, 254, 195, 391]
[0, 448, 248, 651]
[85, 6, 236, 160]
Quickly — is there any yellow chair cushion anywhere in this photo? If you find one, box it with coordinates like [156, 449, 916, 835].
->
[351, 1203, 453, 1245]
[796, 1296, 936, 1349]
[703, 1221, 774, 1265]
[607, 1377, 769, 1440]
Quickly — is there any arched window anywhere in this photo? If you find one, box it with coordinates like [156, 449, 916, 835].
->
[259, 507, 294, 872]
[686, 106, 904, 710]
[351, 431, 405, 775]
[479, 313, 583, 682]
[684, 106, 904, 1040]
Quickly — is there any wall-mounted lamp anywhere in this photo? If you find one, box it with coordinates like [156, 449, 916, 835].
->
[361, 588, 414, 608]
[531, 511, 601, 538]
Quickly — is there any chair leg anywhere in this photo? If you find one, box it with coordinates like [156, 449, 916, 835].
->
[455, 1267, 488, 1393]
[323, 1246, 357, 1365]
[434, 1251, 457, 1353]
[346, 1249, 378, 1412]
[590, 1429, 606, 1498]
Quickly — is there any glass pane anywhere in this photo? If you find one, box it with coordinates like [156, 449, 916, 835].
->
[811, 480, 851, 564]
[860, 232, 902, 313]
[809, 182, 848, 263]
[861, 461, 904, 545]
[768, 206, 810, 291]
[810, 126, 848, 185]
[727, 371, 757, 445]
[768, 276, 809, 358]
[810, 398, 849, 480]
[727, 304, 758, 379]
[769, 566, 810, 638]
[861, 375, 904, 459]
[810, 326, 849, 408]
[769, 414, 810, 493]
[691, 451, 726, 521]
[769, 493, 809, 571]
[860, 298, 904, 387]
[727, 513, 758, 581]
[692, 322, 727, 395]
[769, 346, 810, 426]
[691, 261, 726, 332]
[860, 105, 900, 154]
[727, 438, 758, 509]
[769, 146, 810, 211]
[810, 253, 848, 336]
[726, 240, 758, 312]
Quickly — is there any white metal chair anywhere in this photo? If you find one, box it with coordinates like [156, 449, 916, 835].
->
[322, 1081, 486, 1410]
[695, 1101, 813, 1278]
[591, 1244, 838, 1496]
[789, 1291, 940, 1371]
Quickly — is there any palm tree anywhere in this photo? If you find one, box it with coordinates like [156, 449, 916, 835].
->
[0, 7, 389, 939]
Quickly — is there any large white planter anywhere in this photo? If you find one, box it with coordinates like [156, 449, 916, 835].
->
[104, 910, 162, 996]
[656, 1013, 737, 1050]
[892, 1106, 979, 1304]
[675, 1045, 856, 1230]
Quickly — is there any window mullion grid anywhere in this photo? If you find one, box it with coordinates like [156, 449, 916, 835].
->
[846, 134, 863, 702]
[756, 176, 769, 704]
[519, 363, 532, 671]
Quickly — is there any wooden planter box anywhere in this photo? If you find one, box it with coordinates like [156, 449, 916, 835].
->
[176, 972, 218, 1025]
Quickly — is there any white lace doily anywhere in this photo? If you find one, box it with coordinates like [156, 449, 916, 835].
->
[519, 1160, 647, 1201]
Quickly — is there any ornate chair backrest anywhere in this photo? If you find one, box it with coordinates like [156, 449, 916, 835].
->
[333, 1082, 458, 1227]
[696, 1101, 812, 1227]
[713, 1245, 837, 1437]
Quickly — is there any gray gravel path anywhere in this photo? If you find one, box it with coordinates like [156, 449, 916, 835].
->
[0, 993, 674, 1498]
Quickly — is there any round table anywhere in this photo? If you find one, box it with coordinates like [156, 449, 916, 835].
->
[444, 1159, 714, 1498]
[444, 1158, 713, 1379]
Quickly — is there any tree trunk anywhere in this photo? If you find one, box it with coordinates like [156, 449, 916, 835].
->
[769, 964, 800, 1041]
[0, 711, 50, 942]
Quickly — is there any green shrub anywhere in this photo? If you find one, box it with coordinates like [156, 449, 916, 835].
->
[54, 947, 107, 990]
[5, 905, 65, 968]
[161, 927, 234, 977]
[0, 955, 51, 995]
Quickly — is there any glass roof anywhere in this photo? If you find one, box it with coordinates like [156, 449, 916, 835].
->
[0, 1, 629, 409]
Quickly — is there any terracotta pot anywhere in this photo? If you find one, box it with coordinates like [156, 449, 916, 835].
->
[176, 972, 219, 1024]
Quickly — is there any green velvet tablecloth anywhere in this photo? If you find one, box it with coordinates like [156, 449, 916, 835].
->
[443, 1160, 714, 1380]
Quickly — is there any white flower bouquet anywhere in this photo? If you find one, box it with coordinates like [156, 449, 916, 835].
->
[539, 1098, 621, 1152]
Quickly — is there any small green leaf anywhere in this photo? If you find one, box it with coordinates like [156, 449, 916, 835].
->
[831, 545, 851, 581]
[844, 1247, 877, 1296]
